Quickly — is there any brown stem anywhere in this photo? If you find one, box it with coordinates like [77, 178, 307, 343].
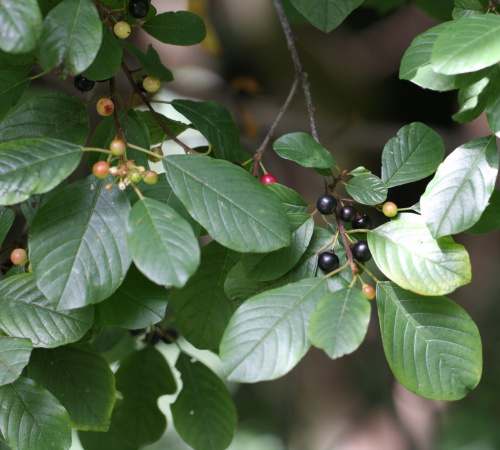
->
[109, 77, 125, 142]
[272, 0, 319, 142]
[335, 210, 358, 275]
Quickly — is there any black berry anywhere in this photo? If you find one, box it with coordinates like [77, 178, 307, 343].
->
[74, 75, 95, 92]
[316, 194, 337, 215]
[339, 205, 357, 222]
[351, 241, 372, 262]
[352, 214, 372, 230]
[318, 251, 340, 272]
[128, 0, 149, 18]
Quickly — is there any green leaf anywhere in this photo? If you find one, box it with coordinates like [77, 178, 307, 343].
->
[381, 122, 445, 188]
[29, 175, 132, 310]
[452, 73, 492, 123]
[37, 0, 102, 77]
[431, 14, 500, 75]
[172, 241, 239, 352]
[163, 154, 290, 253]
[223, 262, 271, 304]
[377, 281, 482, 401]
[0, 207, 14, 248]
[265, 183, 309, 214]
[486, 69, 500, 135]
[127, 198, 200, 288]
[172, 353, 237, 450]
[415, 0, 454, 20]
[28, 343, 115, 431]
[465, 189, 500, 234]
[171, 99, 248, 162]
[420, 136, 499, 238]
[0, 274, 94, 347]
[0, 0, 42, 53]
[134, 111, 188, 145]
[453, 0, 486, 19]
[0, 377, 71, 450]
[0, 50, 35, 74]
[0, 137, 82, 206]
[95, 265, 168, 329]
[344, 173, 387, 205]
[142, 11, 206, 46]
[308, 287, 370, 359]
[20, 180, 67, 226]
[0, 337, 32, 386]
[113, 347, 176, 447]
[273, 132, 336, 169]
[0, 70, 30, 121]
[220, 277, 330, 382]
[368, 213, 471, 296]
[290, 0, 363, 32]
[241, 214, 314, 281]
[120, 41, 173, 82]
[83, 26, 122, 81]
[0, 93, 89, 145]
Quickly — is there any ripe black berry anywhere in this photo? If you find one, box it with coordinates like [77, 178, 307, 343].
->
[351, 241, 372, 262]
[129, 0, 149, 18]
[318, 251, 340, 272]
[317, 194, 337, 215]
[339, 205, 357, 222]
[352, 214, 372, 230]
[74, 75, 95, 92]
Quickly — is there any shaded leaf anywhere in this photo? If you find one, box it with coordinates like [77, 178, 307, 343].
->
[368, 214, 471, 296]
[465, 189, 500, 234]
[377, 281, 482, 400]
[134, 111, 188, 145]
[0, 274, 94, 347]
[83, 26, 122, 81]
[420, 136, 498, 238]
[0, 0, 42, 54]
[453, 72, 495, 123]
[265, 183, 309, 214]
[120, 41, 173, 82]
[0, 70, 30, 121]
[0, 337, 32, 386]
[28, 344, 115, 431]
[172, 353, 237, 450]
[29, 175, 131, 310]
[142, 11, 206, 46]
[0, 207, 14, 248]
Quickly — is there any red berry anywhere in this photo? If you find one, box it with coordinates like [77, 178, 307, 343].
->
[96, 98, 114, 116]
[261, 174, 277, 184]
[362, 285, 376, 300]
[382, 201, 398, 218]
[10, 248, 28, 266]
[110, 139, 126, 156]
[93, 161, 110, 179]
[143, 170, 158, 185]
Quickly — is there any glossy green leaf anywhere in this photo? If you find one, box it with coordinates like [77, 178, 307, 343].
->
[241, 214, 314, 281]
[453, 75, 491, 123]
[308, 287, 370, 359]
[0, 0, 42, 53]
[265, 183, 309, 214]
[344, 173, 387, 205]
[95, 265, 168, 329]
[0, 377, 71, 450]
[0, 274, 94, 347]
[465, 189, 500, 234]
[368, 214, 471, 296]
[273, 132, 336, 169]
[432, 14, 500, 75]
[163, 154, 290, 253]
[223, 262, 271, 304]
[171, 99, 248, 162]
[220, 277, 330, 382]
[0, 207, 14, 248]
[0, 50, 35, 74]
[127, 198, 200, 288]
[172, 241, 239, 351]
[0, 337, 32, 386]
[290, 0, 363, 32]
[113, 347, 176, 447]
[486, 70, 500, 135]
[29, 175, 132, 310]
[20, 180, 67, 226]
[0, 93, 89, 144]
[134, 111, 188, 145]
[377, 281, 482, 400]
[83, 26, 122, 81]
[0, 70, 30, 121]
[142, 11, 206, 46]
[0, 137, 82, 206]
[120, 41, 173, 82]
[453, 0, 486, 19]
[37, 0, 102, 77]
[421, 136, 498, 238]
[172, 353, 237, 450]
[28, 344, 115, 431]
[381, 122, 445, 188]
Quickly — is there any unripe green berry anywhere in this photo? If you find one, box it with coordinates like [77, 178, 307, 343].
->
[148, 146, 164, 163]
[130, 171, 142, 183]
[142, 76, 161, 93]
[114, 21, 131, 39]
[382, 201, 398, 218]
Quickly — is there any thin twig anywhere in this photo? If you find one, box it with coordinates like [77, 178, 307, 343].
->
[272, 0, 319, 142]
[252, 77, 299, 176]
[335, 210, 358, 275]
